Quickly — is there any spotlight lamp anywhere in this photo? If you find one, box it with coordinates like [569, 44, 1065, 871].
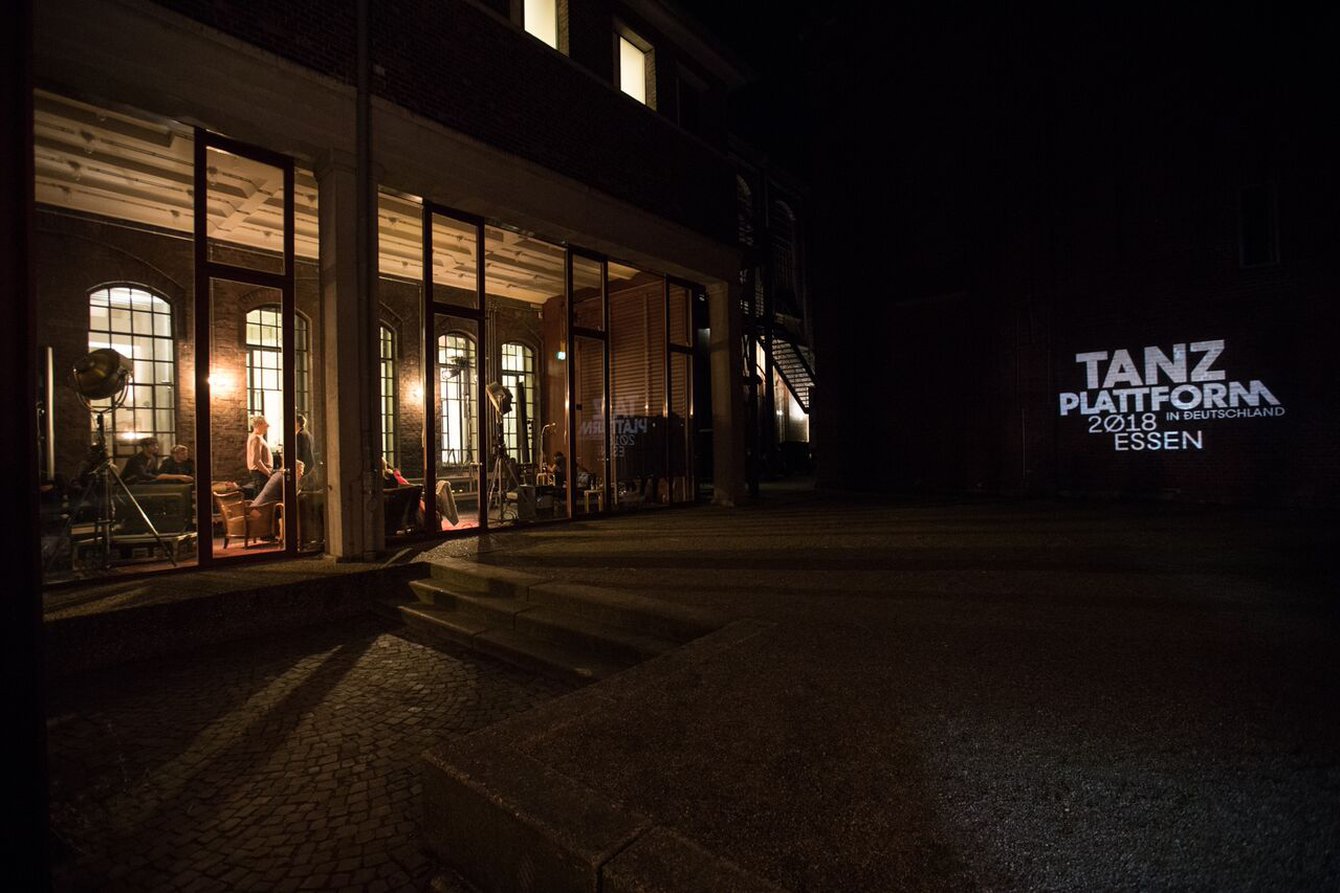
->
[486, 381, 513, 415]
[71, 348, 132, 405]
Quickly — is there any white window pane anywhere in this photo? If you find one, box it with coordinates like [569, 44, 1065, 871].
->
[619, 37, 646, 104]
[524, 0, 558, 49]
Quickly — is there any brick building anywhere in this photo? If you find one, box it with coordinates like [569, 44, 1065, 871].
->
[809, 4, 1338, 507]
[31, 0, 776, 581]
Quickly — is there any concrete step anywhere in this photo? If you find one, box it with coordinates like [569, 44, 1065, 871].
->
[397, 603, 625, 685]
[513, 606, 678, 666]
[399, 559, 728, 688]
[527, 582, 723, 644]
[409, 578, 532, 627]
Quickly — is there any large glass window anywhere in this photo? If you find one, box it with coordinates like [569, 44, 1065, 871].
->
[244, 306, 310, 442]
[500, 342, 537, 460]
[380, 324, 398, 469]
[439, 332, 477, 467]
[87, 286, 176, 460]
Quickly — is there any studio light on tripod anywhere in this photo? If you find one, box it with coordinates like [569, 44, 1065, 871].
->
[72, 348, 132, 403]
[486, 381, 513, 415]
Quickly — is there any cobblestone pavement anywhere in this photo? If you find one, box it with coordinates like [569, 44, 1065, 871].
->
[47, 614, 572, 892]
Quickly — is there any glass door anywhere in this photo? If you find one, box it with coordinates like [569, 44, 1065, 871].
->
[194, 130, 298, 564]
[567, 251, 610, 516]
[421, 204, 486, 532]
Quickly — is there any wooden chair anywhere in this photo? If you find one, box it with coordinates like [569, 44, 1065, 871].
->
[213, 487, 282, 548]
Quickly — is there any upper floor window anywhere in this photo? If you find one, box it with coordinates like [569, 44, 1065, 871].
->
[523, 0, 559, 50]
[617, 31, 654, 107]
[88, 285, 176, 460]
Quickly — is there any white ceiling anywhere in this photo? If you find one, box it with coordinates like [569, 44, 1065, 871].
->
[34, 90, 645, 305]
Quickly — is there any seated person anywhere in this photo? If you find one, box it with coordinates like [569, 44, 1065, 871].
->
[252, 461, 304, 509]
[122, 437, 193, 484]
[551, 451, 567, 490]
[158, 443, 196, 479]
[379, 456, 410, 488]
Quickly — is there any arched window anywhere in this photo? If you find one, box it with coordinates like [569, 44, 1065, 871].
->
[88, 285, 175, 459]
[244, 306, 310, 443]
[438, 332, 476, 466]
[379, 324, 397, 468]
[500, 342, 537, 460]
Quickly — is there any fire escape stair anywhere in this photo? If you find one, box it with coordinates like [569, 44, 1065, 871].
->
[769, 334, 815, 414]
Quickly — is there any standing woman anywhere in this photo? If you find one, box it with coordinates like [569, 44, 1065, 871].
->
[247, 415, 274, 494]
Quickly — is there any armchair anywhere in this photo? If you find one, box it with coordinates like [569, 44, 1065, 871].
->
[213, 486, 283, 548]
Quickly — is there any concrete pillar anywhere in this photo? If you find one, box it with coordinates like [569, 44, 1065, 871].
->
[707, 279, 745, 506]
[316, 154, 379, 559]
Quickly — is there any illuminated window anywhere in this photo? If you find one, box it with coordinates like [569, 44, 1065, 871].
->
[379, 324, 397, 468]
[618, 34, 652, 106]
[438, 332, 477, 466]
[523, 0, 559, 49]
[500, 342, 537, 459]
[245, 306, 310, 440]
[87, 286, 175, 459]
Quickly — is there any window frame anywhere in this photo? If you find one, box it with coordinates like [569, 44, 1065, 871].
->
[614, 25, 655, 108]
[244, 304, 311, 438]
[379, 323, 398, 469]
[87, 284, 177, 461]
[499, 341, 538, 461]
[438, 330, 478, 467]
[514, 0, 567, 53]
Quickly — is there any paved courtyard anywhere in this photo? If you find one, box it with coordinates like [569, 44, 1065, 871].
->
[46, 614, 571, 892]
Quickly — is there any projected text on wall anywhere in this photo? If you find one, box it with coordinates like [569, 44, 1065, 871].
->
[1057, 339, 1285, 451]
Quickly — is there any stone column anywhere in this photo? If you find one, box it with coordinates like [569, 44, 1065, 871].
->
[707, 279, 745, 506]
[316, 153, 380, 559]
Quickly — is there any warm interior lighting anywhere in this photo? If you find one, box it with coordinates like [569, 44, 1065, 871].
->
[619, 37, 647, 104]
[524, 0, 558, 49]
[208, 371, 234, 395]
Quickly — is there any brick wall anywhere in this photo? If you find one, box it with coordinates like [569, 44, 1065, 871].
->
[153, 0, 735, 244]
[34, 211, 326, 487]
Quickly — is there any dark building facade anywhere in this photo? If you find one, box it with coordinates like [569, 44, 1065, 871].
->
[810, 3, 1338, 506]
[31, 0, 777, 582]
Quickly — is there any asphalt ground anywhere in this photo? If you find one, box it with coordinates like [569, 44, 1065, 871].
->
[44, 484, 1340, 891]
[46, 614, 571, 892]
[422, 486, 1340, 890]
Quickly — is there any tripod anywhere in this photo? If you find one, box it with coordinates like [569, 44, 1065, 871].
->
[486, 420, 517, 523]
[50, 411, 177, 574]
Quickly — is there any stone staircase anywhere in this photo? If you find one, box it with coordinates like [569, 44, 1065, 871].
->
[384, 560, 723, 685]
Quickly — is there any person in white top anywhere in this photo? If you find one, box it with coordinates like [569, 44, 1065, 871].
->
[247, 415, 274, 494]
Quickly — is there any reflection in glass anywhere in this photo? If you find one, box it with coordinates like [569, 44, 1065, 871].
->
[573, 335, 607, 515]
[609, 265, 666, 509]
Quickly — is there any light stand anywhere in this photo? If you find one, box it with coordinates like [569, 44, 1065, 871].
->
[485, 382, 516, 523]
[50, 349, 178, 573]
